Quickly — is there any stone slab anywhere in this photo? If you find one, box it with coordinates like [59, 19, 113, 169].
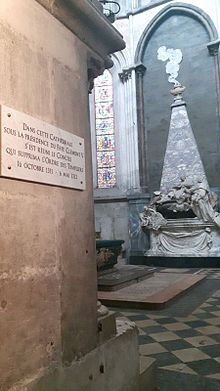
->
[98, 265, 155, 291]
[98, 272, 206, 309]
[0, 104, 85, 190]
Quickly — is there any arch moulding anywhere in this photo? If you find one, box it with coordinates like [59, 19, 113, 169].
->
[134, 2, 219, 191]
[135, 2, 219, 63]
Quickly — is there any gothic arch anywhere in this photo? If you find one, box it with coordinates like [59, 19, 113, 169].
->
[134, 2, 220, 191]
[112, 48, 131, 73]
[135, 2, 219, 63]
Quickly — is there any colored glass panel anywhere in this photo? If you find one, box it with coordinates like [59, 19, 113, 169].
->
[95, 102, 113, 118]
[96, 118, 114, 135]
[96, 135, 115, 151]
[94, 70, 112, 87]
[95, 86, 113, 102]
[97, 167, 116, 188]
[97, 151, 115, 167]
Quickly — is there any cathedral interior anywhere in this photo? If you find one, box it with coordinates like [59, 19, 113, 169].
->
[1, 1, 220, 391]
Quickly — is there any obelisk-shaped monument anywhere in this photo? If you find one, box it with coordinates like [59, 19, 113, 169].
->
[160, 85, 208, 193]
[157, 46, 208, 193]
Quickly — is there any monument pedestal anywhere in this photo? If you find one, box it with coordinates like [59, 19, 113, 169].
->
[146, 218, 220, 258]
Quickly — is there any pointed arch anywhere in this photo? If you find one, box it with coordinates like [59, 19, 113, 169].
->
[135, 2, 219, 63]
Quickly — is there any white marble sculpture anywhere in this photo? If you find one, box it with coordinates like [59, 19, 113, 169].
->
[140, 175, 220, 256]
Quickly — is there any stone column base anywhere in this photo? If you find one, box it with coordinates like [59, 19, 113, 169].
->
[10, 319, 156, 391]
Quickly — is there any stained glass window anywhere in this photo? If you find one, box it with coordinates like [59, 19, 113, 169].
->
[94, 70, 116, 188]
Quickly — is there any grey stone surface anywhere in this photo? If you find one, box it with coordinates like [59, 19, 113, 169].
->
[98, 265, 155, 291]
[29, 319, 141, 391]
[139, 356, 157, 391]
[160, 102, 208, 193]
[95, 201, 129, 253]
[97, 311, 117, 345]
[128, 197, 150, 259]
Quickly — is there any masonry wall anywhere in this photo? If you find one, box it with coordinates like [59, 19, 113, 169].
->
[0, 1, 98, 389]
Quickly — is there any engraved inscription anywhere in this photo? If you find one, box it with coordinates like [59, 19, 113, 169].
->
[1, 105, 85, 190]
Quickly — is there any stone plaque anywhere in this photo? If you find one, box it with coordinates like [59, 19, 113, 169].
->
[0, 105, 85, 190]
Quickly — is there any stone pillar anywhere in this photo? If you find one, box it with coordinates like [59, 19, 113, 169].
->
[135, 63, 147, 190]
[119, 66, 141, 192]
[0, 1, 125, 389]
[207, 39, 220, 136]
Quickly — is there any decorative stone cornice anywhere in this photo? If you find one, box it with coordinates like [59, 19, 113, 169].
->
[88, 56, 113, 94]
[36, 0, 125, 59]
[207, 39, 220, 56]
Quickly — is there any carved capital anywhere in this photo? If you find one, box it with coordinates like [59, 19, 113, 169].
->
[135, 63, 146, 77]
[207, 39, 220, 56]
[119, 68, 132, 83]
[119, 63, 146, 83]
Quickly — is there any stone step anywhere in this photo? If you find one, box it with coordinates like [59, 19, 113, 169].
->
[98, 265, 156, 291]
[139, 356, 157, 391]
[98, 272, 206, 309]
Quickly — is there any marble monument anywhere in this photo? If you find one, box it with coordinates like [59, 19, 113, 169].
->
[141, 48, 220, 258]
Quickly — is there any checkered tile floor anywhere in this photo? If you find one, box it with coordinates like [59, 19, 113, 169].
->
[116, 269, 220, 387]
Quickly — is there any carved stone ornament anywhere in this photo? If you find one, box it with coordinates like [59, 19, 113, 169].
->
[141, 176, 220, 257]
[135, 63, 146, 77]
[207, 39, 220, 56]
[96, 248, 115, 269]
[119, 68, 132, 83]
[148, 176, 220, 227]
[146, 220, 214, 257]
[140, 207, 167, 231]
[88, 56, 112, 93]
[119, 63, 146, 83]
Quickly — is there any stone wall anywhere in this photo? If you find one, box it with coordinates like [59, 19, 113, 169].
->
[95, 201, 129, 252]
